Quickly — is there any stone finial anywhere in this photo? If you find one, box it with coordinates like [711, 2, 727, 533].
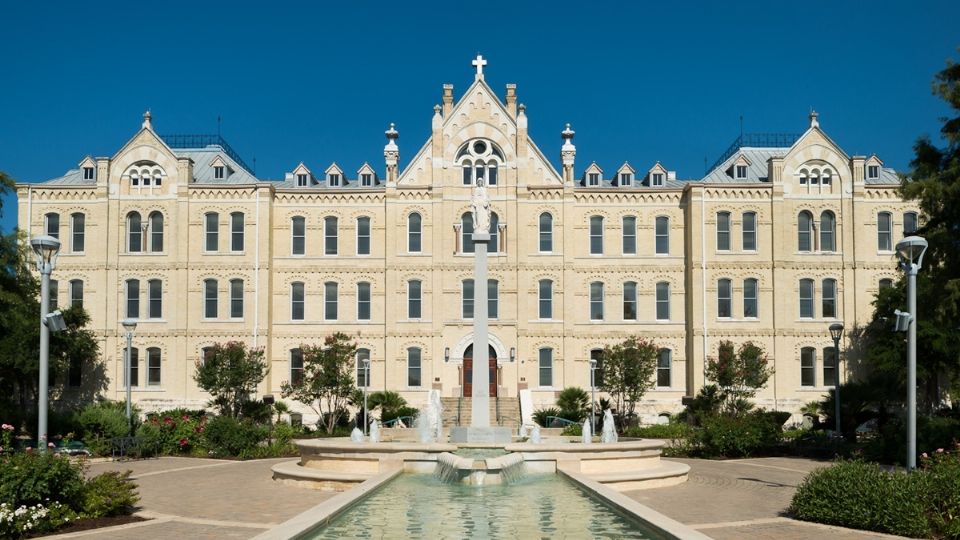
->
[809, 110, 819, 129]
[385, 122, 399, 142]
[561, 123, 575, 144]
[518, 103, 526, 114]
[142, 110, 152, 130]
[434, 104, 442, 114]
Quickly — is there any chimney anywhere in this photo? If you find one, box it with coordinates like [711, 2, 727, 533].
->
[384, 123, 399, 185]
[442, 84, 454, 116]
[561, 123, 576, 184]
[505, 84, 517, 118]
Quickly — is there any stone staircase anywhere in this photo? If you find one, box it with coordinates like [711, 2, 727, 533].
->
[440, 397, 521, 431]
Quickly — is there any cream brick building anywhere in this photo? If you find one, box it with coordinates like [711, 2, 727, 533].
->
[17, 60, 918, 421]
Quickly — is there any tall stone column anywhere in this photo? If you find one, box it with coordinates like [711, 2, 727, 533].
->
[471, 231, 491, 428]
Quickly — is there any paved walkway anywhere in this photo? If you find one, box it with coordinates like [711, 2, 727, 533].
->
[45, 455, 907, 539]
[624, 457, 907, 539]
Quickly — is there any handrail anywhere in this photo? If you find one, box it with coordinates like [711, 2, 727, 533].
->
[544, 416, 578, 428]
[381, 416, 415, 428]
[495, 396, 501, 425]
[456, 396, 462, 427]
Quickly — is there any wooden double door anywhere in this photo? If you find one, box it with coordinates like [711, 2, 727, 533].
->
[463, 344, 497, 397]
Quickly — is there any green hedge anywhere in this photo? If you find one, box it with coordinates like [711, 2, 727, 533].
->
[624, 422, 691, 440]
[692, 411, 781, 458]
[204, 416, 268, 457]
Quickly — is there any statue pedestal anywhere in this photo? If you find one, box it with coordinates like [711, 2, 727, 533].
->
[449, 426, 513, 444]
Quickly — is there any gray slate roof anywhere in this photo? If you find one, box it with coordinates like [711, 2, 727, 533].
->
[43, 168, 92, 186]
[702, 147, 900, 185]
[184, 147, 259, 185]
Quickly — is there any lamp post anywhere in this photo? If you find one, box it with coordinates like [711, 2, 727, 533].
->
[362, 357, 370, 436]
[896, 235, 927, 471]
[30, 235, 61, 453]
[829, 323, 844, 438]
[121, 318, 137, 434]
[589, 358, 597, 435]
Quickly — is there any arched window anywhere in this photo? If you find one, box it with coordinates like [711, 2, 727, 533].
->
[461, 212, 475, 254]
[408, 280, 422, 319]
[126, 348, 139, 388]
[149, 211, 164, 252]
[70, 213, 85, 253]
[820, 211, 835, 252]
[538, 279, 553, 319]
[798, 211, 813, 252]
[590, 349, 604, 387]
[590, 281, 604, 321]
[356, 348, 371, 387]
[656, 282, 670, 321]
[655, 216, 669, 255]
[539, 213, 553, 253]
[230, 212, 244, 252]
[69, 279, 83, 308]
[742, 212, 756, 251]
[800, 347, 816, 387]
[622, 216, 636, 255]
[324, 281, 338, 320]
[357, 281, 371, 321]
[127, 212, 142, 252]
[290, 282, 304, 320]
[407, 347, 422, 387]
[743, 278, 758, 318]
[623, 281, 637, 321]
[125, 279, 140, 318]
[822, 278, 837, 318]
[147, 347, 162, 386]
[903, 211, 918, 236]
[45, 212, 60, 239]
[408, 213, 422, 253]
[716, 211, 730, 251]
[877, 211, 892, 251]
[488, 279, 499, 319]
[589, 216, 604, 255]
[324, 216, 338, 255]
[489, 212, 500, 253]
[458, 139, 502, 186]
[879, 278, 893, 290]
[538, 348, 553, 387]
[230, 279, 243, 319]
[799, 278, 815, 318]
[203, 279, 218, 318]
[822, 346, 837, 387]
[356, 216, 370, 255]
[290, 348, 304, 386]
[799, 168, 809, 185]
[462, 279, 474, 319]
[717, 279, 731, 318]
[291, 216, 305, 255]
[657, 349, 672, 388]
[204, 212, 219, 252]
[148, 279, 162, 319]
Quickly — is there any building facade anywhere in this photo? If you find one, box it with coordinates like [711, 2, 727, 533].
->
[17, 60, 917, 421]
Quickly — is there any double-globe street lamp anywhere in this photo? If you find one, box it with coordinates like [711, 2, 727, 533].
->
[828, 323, 844, 438]
[121, 318, 138, 434]
[30, 235, 62, 453]
[896, 235, 927, 471]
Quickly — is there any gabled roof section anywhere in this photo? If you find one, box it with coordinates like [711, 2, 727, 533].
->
[703, 148, 786, 183]
[78, 156, 96, 169]
[325, 163, 344, 175]
[184, 147, 258, 184]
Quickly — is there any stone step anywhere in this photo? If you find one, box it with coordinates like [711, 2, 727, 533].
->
[438, 398, 521, 429]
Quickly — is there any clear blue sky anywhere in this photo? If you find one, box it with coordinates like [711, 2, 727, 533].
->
[1, 1, 957, 233]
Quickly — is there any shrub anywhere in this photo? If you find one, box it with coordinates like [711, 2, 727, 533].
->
[561, 423, 582, 436]
[919, 447, 960, 538]
[677, 384, 723, 426]
[790, 460, 931, 538]
[77, 401, 132, 455]
[0, 452, 85, 509]
[0, 501, 76, 538]
[624, 422, 691, 440]
[556, 387, 590, 422]
[692, 412, 781, 458]
[533, 407, 562, 427]
[82, 471, 139, 517]
[203, 416, 268, 457]
[137, 411, 207, 455]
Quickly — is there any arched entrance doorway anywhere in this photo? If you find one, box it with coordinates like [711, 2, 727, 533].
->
[463, 344, 497, 397]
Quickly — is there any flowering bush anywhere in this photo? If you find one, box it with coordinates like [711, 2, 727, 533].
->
[0, 501, 77, 538]
[1, 423, 13, 453]
[137, 411, 207, 455]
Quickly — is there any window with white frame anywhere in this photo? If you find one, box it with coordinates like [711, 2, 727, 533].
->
[69, 279, 83, 308]
[127, 212, 142, 252]
[357, 282, 371, 321]
[717, 279, 731, 318]
[290, 348, 304, 386]
[296, 173, 308, 187]
[622, 216, 636, 255]
[735, 165, 747, 180]
[489, 212, 500, 254]
[324, 282, 338, 320]
[361, 173, 373, 187]
[70, 213, 85, 253]
[147, 347, 161, 386]
[867, 165, 879, 180]
[656, 281, 670, 321]
[743, 278, 758, 318]
[126, 348, 139, 387]
[822, 346, 837, 387]
[798, 211, 813, 252]
[83, 166, 94, 180]
[148, 279, 162, 319]
[458, 139, 502, 186]
[291, 216, 305, 256]
[290, 282, 304, 320]
[539, 213, 553, 253]
[590, 281, 604, 321]
[204, 279, 218, 318]
[149, 211, 164, 252]
[799, 279, 815, 319]
[538, 279, 553, 319]
[904, 211, 918, 236]
[620, 172, 632, 187]
[820, 211, 836, 252]
[822, 278, 837, 318]
[800, 347, 816, 387]
[656, 349, 671, 387]
[588, 172, 600, 186]
[328, 173, 341, 187]
[589, 216, 603, 255]
[655, 216, 669, 255]
[623, 281, 637, 321]
[324, 216, 338, 255]
[408, 280, 422, 319]
[799, 169, 808, 185]
[488, 279, 499, 320]
[538, 348, 553, 387]
[357, 217, 371, 255]
[45, 212, 60, 239]
[878, 212, 892, 251]
[407, 347, 422, 387]
[230, 212, 244, 252]
[126, 279, 140, 318]
[462, 279, 474, 319]
[716, 212, 730, 251]
[214, 165, 225, 179]
[742, 212, 756, 251]
[230, 279, 243, 319]
[651, 172, 664, 186]
[408, 213, 422, 253]
[356, 348, 370, 387]
[205, 212, 219, 252]
[461, 212, 475, 254]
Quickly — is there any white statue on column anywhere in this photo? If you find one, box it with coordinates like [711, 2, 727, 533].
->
[472, 178, 491, 234]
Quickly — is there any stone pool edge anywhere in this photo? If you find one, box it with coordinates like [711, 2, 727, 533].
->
[251, 463, 403, 540]
[559, 469, 713, 540]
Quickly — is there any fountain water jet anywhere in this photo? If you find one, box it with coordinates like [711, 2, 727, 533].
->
[369, 419, 381, 443]
[601, 409, 618, 443]
[350, 427, 364, 443]
[530, 424, 541, 444]
[581, 419, 592, 444]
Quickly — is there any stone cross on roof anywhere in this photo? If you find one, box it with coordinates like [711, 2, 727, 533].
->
[472, 54, 487, 80]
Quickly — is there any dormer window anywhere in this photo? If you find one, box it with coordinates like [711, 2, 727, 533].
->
[296, 173, 308, 187]
[361, 173, 372, 187]
[735, 165, 747, 179]
[619, 173, 632, 187]
[588, 173, 600, 186]
[867, 165, 879, 179]
[328, 173, 341, 187]
[652, 173, 664, 187]
[214, 166, 225, 179]
[83, 167, 94, 180]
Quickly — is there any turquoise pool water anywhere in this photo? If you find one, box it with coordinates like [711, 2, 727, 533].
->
[308, 474, 664, 539]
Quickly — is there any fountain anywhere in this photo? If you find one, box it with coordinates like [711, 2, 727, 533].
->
[601, 409, 618, 443]
[350, 427, 364, 443]
[530, 424, 541, 444]
[416, 391, 443, 444]
[581, 418, 592, 444]
[369, 419, 380, 443]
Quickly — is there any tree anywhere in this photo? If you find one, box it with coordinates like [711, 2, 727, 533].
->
[598, 337, 658, 431]
[860, 51, 960, 408]
[705, 340, 773, 416]
[556, 387, 590, 422]
[280, 332, 357, 434]
[194, 341, 267, 419]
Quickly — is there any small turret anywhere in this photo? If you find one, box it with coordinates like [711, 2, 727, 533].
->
[384, 123, 399, 185]
[561, 123, 576, 184]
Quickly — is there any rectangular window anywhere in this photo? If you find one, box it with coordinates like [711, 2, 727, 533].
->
[878, 212, 892, 251]
[291, 283, 304, 321]
[71, 213, 85, 253]
[822, 279, 837, 318]
[361, 173, 372, 187]
[148, 279, 162, 319]
[324, 282, 338, 320]
[357, 217, 370, 255]
[487, 166, 498, 186]
[328, 174, 341, 187]
[290, 349, 303, 386]
[126, 279, 140, 319]
[590, 282, 604, 321]
[230, 279, 244, 319]
[799, 279, 814, 319]
[462, 279, 474, 319]
[743, 278, 758, 318]
[801, 348, 816, 387]
[407, 348, 422, 387]
[652, 172, 664, 186]
[357, 349, 370, 387]
[297, 173, 308, 187]
[623, 281, 637, 320]
[539, 280, 552, 319]
[656, 282, 670, 321]
[622, 216, 636, 255]
[126, 348, 139, 388]
[589, 216, 603, 255]
[620, 173, 632, 186]
[735, 165, 747, 179]
[904, 212, 918, 236]
[742, 212, 756, 251]
[83, 166, 94, 180]
[657, 349, 671, 387]
[588, 173, 600, 186]
[488, 280, 498, 320]
[45, 213, 60, 239]
[291, 217, 305, 255]
[204, 279, 218, 319]
[867, 165, 879, 179]
[205, 213, 219, 252]
[822, 347, 837, 387]
[214, 166, 225, 179]
[357, 282, 371, 321]
[538, 348, 553, 387]
[717, 279, 731, 318]
[655, 216, 669, 255]
[324, 217, 338, 255]
[231, 213, 244, 252]
[716, 212, 730, 251]
[69, 280, 83, 308]
[408, 280, 422, 319]
[147, 348, 161, 386]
